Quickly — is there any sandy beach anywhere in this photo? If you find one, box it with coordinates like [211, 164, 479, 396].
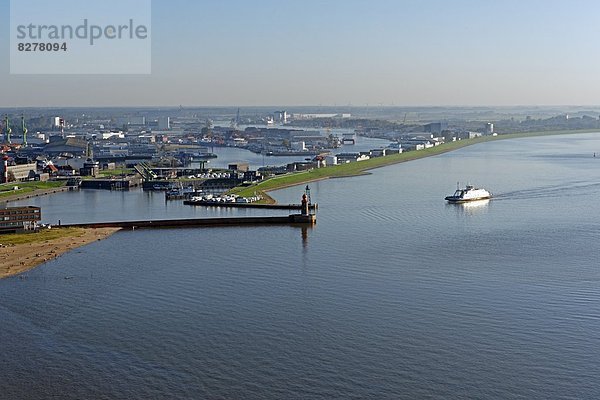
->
[0, 227, 120, 279]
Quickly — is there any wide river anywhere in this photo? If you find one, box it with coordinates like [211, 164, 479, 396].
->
[2, 133, 600, 399]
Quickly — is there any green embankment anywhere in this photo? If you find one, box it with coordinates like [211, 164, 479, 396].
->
[229, 128, 599, 201]
[95, 168, 134, 177]
[0, 227, 83, 244]
[0, 181, 66, 198]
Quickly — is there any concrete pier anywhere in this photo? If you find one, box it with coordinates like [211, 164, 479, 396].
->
[58, 187, 318, 229]
[59, 214, 316, 230]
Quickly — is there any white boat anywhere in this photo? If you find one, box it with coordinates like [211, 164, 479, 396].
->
[445, 184, 492, 203]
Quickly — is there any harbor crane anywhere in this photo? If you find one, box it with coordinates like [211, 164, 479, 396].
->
[4, 115, 11, 144]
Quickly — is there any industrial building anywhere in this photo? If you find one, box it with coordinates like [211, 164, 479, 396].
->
[1, 156, 37, 183]
[43, 137, 88, 156]
[228, 162, 249, 172]
[423, 122, 448, 135]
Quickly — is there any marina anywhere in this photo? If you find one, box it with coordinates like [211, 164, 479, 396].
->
[182, 199, 317, 209]
[59, 188, 318, 228]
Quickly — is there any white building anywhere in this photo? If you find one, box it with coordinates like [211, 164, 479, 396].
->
[138, 134, 156, 144]
[232, 138, 247, 146]
[100, 131, 125, 140]
[336, 152, 370, 163]
[290, 113, 352, 119]
[158, 117, 171, 130]
[325, 155, 338, 166]
[290, 141, 306, 151]
[273, 111, 289, 124]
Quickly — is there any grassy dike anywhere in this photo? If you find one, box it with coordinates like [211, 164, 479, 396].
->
[0, 181, 66, 199]
[228, 128, 599, 202]
[0, 227, 88, 245]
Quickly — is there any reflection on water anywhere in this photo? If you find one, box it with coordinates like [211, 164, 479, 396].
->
[446, 198, 490, 216]
[459, 198, 490, 209]
[301, 226, 309, 249]
[460, 198, 490, 208]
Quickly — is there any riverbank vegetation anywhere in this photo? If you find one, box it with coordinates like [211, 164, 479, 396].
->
[0, 181, 66, 199]
[0, 227, 85, 245]
[95, 168, 135, 177]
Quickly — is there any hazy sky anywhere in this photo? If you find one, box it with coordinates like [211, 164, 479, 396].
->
[2, 0, 600, 107]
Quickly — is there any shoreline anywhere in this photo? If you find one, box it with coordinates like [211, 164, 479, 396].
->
[1, 127, 596, 278]
[0, 227, 120, 279]
[1, 183, 69, 204]
[1, 186, 71, 202]
[230, 128, 600, 200]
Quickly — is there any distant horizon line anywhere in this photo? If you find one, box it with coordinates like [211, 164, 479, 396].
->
[2, 104, 600, 110]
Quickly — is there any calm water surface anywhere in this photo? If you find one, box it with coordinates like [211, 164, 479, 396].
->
[2, 133, 600, 399]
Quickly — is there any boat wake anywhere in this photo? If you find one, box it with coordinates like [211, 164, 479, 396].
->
[493, 180, 600, 201]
